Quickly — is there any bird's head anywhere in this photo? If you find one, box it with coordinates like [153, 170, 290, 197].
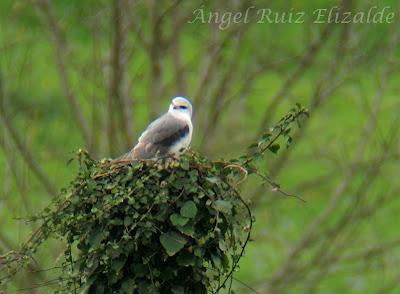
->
[169, 96, 193, 118]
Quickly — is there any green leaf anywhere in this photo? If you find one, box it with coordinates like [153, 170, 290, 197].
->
[120, 279, 135, 294]
[110, 218, 124, 225]
[89, 229, 103, 248]
[247, 143, 258, 149]
[131, 263, 147, 278]
[177, 252, 196, 267]
[121, 169, 133, 183]
[176, 222, 195, 237]
[124, 216, 133, 226]
[180, 201, 197, 218]
[194, 247, 205, 258]
[258, 133, 272, 148]
[111, 256, 126, 273]
[180, 160, 190, 170]
[219, 239, 227, 251]
[252, 153, 263, 162]
[171, 286, 185, 294]
[160, 231, 187, 256]
[211, 253, 222, 269]
[214, 200, 233, 215]
[222, 253, 230, 270]
[205, 176, 219, 184]
[287, 136, 293, 147]
[268, 143, 280, 154]
[170, 213, 189, 226]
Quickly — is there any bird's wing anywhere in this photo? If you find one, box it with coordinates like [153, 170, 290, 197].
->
[132, 113, 190, 159]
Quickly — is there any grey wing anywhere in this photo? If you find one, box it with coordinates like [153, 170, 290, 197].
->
[132, 114, 189, 159]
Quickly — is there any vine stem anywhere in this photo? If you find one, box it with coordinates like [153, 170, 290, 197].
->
[213, 183, 253, 294]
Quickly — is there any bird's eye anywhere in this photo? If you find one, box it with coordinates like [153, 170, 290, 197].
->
[174, 105, 187, 110]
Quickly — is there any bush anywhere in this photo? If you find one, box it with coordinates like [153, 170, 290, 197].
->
[41, 151, 251, 293]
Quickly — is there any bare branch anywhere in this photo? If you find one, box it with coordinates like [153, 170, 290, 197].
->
[199, 26, 246, 152]
[170, 9, 187, 94]
[255, 23, 335, 137]
[33, 0, 92, 148]
[0, 69, 58, 197]
[147, 0, 165, 115]
[107, 0, 134, 155]
[0, 134, 32, 215]
[256, 0, 357, 137]
[267, 20, 354, 178]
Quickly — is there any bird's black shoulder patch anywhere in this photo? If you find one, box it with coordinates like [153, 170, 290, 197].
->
[157, 124, 189, 147]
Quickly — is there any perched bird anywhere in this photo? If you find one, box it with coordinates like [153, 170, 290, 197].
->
[119, 97, 193, 160]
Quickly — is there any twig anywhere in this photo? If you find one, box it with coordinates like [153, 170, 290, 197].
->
[108, 0, 134, 154]
[0, 134, 32, 215]
[33, 0, 92, 148]
[256, 23, 335, 137]
[0, 69, 58, 197]
[199, 23, 247, 152]
[148, 0, 164, 116]
[223, 164, 248, 187]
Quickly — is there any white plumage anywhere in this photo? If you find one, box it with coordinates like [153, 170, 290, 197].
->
[119, 97, 193, 160]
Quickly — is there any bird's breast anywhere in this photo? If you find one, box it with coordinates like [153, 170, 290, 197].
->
[168, 120, 193, 156]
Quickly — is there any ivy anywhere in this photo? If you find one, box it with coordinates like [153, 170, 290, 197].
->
[180, 201, 198, 218]
[160, 231, 188, 256]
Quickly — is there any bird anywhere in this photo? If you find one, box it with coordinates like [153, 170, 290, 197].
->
[118, 97, 193, 160]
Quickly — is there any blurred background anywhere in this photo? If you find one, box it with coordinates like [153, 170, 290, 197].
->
[1, 0, 400, 293]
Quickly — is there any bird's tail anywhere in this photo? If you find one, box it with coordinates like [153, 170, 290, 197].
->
[113, 148, 135, 162]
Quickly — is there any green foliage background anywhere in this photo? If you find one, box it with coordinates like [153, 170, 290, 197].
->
[1, 0, 400, 293]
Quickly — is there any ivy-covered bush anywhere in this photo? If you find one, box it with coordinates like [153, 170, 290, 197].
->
[0, 104, 308, 293]
[46, 151, 251, 293]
